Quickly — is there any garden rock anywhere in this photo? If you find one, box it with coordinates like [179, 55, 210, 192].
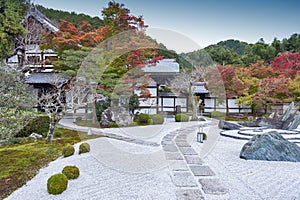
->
[29, 133, 43, 140]
[218, 120, 244, 130]
[240, 131, 300, 162]
[112, 106, 132, 126]
[100, 107, 114, 127]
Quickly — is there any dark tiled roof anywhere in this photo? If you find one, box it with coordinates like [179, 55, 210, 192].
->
[25, 73, 68, 84]
[27, 5, 59, 33]
[192, 82, 209, 94]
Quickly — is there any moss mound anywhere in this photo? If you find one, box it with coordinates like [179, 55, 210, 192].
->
[62, 166, 80, 179]
[175, 114, 189, 122]
[62, 145, 75, 157]
[47, 173, 68, 195]
[79, 143, 90, 154]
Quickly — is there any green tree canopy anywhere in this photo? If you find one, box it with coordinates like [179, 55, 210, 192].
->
[0, 0, 29, 61]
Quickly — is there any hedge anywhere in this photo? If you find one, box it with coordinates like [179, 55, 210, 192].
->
[17, 115, 49, 137]
[175, 114, 189, 122]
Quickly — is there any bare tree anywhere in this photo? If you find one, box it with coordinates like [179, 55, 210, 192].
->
[171, 66, 206, 120]
[66, 79, 95, 118]
[13, 15, 46, 72]
[38, 74, 69, 143]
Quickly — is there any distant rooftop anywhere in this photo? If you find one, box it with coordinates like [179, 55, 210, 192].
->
[143, 59, 180, 73]
[192, 82, 209, 94]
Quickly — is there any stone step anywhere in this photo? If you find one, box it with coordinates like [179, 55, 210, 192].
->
[198, 178, 228, 195]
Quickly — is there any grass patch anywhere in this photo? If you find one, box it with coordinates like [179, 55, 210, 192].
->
[75, 120, 100, 128]
[0, 128, 102, 199]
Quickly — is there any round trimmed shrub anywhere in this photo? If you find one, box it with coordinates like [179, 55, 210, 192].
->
[62, 145, 75, 157]
[79, 142, 90, 154]
[62, 166, 80, 179]
[138, 113, 151, 124]
[150, 114, 164, 124]
[47, 173, 68, 195]
[175, 114, 189, 122]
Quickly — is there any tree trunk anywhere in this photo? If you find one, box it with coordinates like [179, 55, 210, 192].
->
[92, 96, 97, 123]
[226, 98, 229, 115]
[46, 116, 55, 144]
[191, 96, 198, 120]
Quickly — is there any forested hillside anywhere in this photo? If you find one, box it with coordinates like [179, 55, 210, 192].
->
[36, 5, 103, 29]
[183, 34, 300, 66]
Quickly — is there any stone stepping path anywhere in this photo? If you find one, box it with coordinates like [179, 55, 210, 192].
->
[102, 132, 160, 147]
[161, 125, 228, 200]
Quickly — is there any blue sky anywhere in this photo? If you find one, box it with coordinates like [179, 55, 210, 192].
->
[34, 0, 300, 53]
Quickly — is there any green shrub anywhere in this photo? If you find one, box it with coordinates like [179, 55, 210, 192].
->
[210, 111, 225, 118]
[203, 133, 207, 140]
[133, 113, 140, 122]
[5, 137, 22, 145]
[62, 166, 80, 180]
[138, 113, 151, 124]
[75, 116, 82, 122]
[17, 115, 50, 137]
[175, 114, 189, 122]
[62, 145, 75, 157]
[109, 122, 119, 128]
[79, 143, 90, 154]
[47, 173, 68, 195]
[147, 119, 153, 125]
[150, 114, 164, 124]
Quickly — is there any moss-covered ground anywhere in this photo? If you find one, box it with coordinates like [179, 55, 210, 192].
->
[0, 128, 102, 199]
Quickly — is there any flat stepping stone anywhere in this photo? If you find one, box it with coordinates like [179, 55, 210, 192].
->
[165, 152, 183, 160]
[176, 189, 205, 200]
[161, 140, 174, 146]
[163, 145, 178, 152]
[171, 172, 198, 187]
[175, 138, 187, 143]
[179, 147, 198, 155]
[176, 135, 187, 140]
[176, 142, 191, 147]
[169, 160, 189, 171]
[190, 165, 215, 176]
[199, 178, 228, 195]
[164, 134, 176, 140]
[184, 155, 203, 165]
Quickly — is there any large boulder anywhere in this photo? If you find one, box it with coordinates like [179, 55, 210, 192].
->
[218, 120, 244, 130]
[111, 106, 132, 126]
[240, 131, 300, 162]
[100, 107, 115, 127]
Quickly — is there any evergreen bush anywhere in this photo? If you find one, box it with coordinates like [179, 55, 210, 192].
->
[150, 114, 164, 124]
[17, 115, 50, 137]
[175, 114, 189, 122]
[138, 113, 151, 124]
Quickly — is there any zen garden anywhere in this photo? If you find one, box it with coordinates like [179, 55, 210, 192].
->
[1, 1, 300, 200]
